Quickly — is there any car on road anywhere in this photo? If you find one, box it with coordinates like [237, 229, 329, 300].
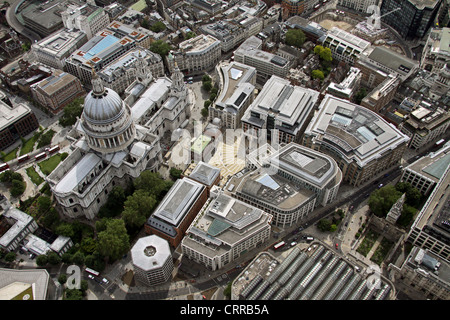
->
[88, 275, 94, 280]
[102, 278, 109, 284]
[335, 243, 339, 249]
[378, 183, 384, 189]
[290, 241, 297, 247]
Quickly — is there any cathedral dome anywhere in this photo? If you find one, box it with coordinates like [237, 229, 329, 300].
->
[83, 74, 124, 123]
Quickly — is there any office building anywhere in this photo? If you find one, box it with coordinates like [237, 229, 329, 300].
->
[145, 178, 208, 247]
[32, 29, 88, 70]
[209, 61, 257, 129]
[241, 75, 320, 144]
[231, 143, 341, 227]
[338, 0, 380, 13]
[356, 46, 419, 89]
[181, 189, 272, 271]
[326, 67, 361, 100]
[0, 91, 39, 151]
[388, 246, 450, 300]
[303, 94, 410, 186]
[281, 0, 306, 18]
[234, 36, 291, 84]
[407, 162, 450, 261]
[421, 27, 450, 74]
[321, 27, 371, 65]
[188, 161, 221, 195]
[0, 196, 38, 253]
[167, 34, 221, 75]
[65, 21, 151, 84]
[360, 74, 401, 113]
[31, 69, 85, 114]
[97, 47, 164, 94]
[131, 235, 173, 286]
[400, 142, 450, 195]
[398, 99, 450, 149]
[20, 0, 86, 38]
[61, 2, 110, 39]
[0, 268, 54, 300]
[380, 0, 442, 39]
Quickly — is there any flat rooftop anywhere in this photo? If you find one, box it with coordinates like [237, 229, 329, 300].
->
[269, 143, 339, 188]
[413, 163, 450, 237]
[189, 161, 220, 186]
[149, 177, 205, 227]
[305, 94, 409, 166]
[406, 143, 450, 183]
[242, 75, 319, 130]
[0, 94, 33, 132]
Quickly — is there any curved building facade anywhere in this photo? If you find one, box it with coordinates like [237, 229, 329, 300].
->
[81, 73, 136, 153]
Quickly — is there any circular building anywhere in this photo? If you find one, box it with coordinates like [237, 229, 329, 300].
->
[131, 235, 173, 286]
[81, 72, 136, 154]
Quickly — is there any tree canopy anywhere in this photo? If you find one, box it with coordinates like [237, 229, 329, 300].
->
[122, 189, 157, 229]
[59, 97, 84, 127]
[97, 219, 130, 262]
[368, 185, 403, 218]
[313, 45, 333, 62]
[285, 29, 306, 49]
[149, 40, 171, 56]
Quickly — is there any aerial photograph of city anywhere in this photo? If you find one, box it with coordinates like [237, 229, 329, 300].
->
[0, 0, 448, 308]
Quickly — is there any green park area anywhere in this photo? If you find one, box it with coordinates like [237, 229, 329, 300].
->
[38, 153, 68, 176]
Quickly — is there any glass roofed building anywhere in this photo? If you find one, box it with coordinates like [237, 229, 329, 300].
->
[230, 143, 342, 227]
[302, 94, 410, 186]
[181, 188, 272, 271]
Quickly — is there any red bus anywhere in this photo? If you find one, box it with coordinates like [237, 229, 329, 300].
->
[85, 267, 100, 277]
[34, 152, 47, 161]
[48, 145, 60, 154]
[0, 163, 9, 172]
[17, 154, 30, 163]
[273, 241, 286, 250]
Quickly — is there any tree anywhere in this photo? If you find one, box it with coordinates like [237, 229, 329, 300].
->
[185, 31, 196, 40]
[314, 45, 332, 62]
[149, 40, 171, 56]
[72, 251, 85, 266]
[368, 185, 403, 217]
[37, 129, 55, 148]
[47, 251, 61, 265]
[169, 168, 182, 180]
[285, 29, 306, 49]
[201, 108, 209, 118]
[397, 204, 417, 228]
[202, 81, 212, 92]
[122, 190, 157, 229]
[311, 69, 325, 81]
[37, 196, 52, 215]
[354, 88, 367, 105]
[133, 171, 172, 199]
[10, 179, 26, 197]
[150, 21, 166, 33]
[56, 223, 76, 238]
[64, 289, 83, 300]
[97, 219, 130, 262]
[4, 252, 16, 262]
[317, 219, 332, 232]
[395, 182, 422, 207]
[36, 255, 48, 266]
[59, 97, 84, 127]
[58, 274, 67, 285]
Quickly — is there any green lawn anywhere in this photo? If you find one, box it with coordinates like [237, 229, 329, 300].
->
[2, 147, 19, 162]
[26, 166, 44, 186]
[356, 229, 379, 257]
[38, 153, 67, 176]
[20, 132, 42, 156]
[370, 237, 394, 266]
